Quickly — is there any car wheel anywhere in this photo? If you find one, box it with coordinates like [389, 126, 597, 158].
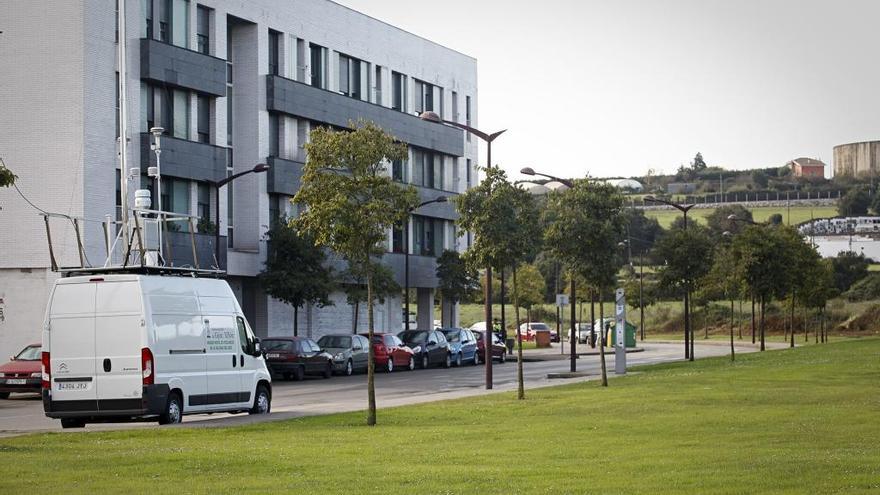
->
[455, 353, 462, 367]
[293, 366, 305, 382]
[421, 354, 429, 369]
[500, 352, 507, 364]
[344, 359, 353, 376]
[283, 372, 292, 381]
[249, 384, 271, 415]
[158, 392, 183, 425]
[474, 351, 481, 365]
[407, 356, 415, 371]
[0, 392, 9, 400]
[323, 361, 333, 379]
[386, 358, 394, 373]
[60, 418, 85, 429]
[444, 353, 452, 368]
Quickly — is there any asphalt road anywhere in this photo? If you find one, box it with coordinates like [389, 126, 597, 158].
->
[0, 341, 768, 437]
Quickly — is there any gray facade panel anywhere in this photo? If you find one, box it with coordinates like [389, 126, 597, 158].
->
[326, 252, 438, 289]
[140, 133, 228, 182]
[266, 156, 304, 196]
[266, 75, 464, 157]
[140, 38, 226, 97]
[414, 186, 458, 221]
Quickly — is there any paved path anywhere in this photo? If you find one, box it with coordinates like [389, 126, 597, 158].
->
[0, 341, 776, 437]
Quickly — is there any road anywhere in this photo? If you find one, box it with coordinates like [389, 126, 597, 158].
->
[0, 341, 769, 437]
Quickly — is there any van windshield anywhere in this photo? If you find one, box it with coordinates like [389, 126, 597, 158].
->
[262, 340, 295, 352]
[318, 336, 351, 349]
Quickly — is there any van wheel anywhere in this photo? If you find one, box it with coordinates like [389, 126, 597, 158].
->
[60, 418, 85, 429]
[292, 367, 304, 381]
[322, 362, 333, 379]
[249, 384, 271, 415]
[158, 392, 183, 425]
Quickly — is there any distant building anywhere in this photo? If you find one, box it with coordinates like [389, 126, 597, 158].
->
[667, 182, 697, 194]
[834, 140, 880, 177]
[787, 157, 825, 178]
[606, 178, 644, 193]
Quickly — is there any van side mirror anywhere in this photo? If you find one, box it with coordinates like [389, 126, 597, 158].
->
[252, 338, 262, 357]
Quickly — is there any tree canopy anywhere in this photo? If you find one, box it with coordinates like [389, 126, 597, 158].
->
[435, 249, 480, 305]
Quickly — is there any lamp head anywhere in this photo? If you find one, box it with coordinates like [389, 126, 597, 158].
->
[149, 126, 164, 137]
[435, 196, 448, 203]
[418, 111, 442, 124]
[520, 167, 536, 176]
[253, 164, 270, 173]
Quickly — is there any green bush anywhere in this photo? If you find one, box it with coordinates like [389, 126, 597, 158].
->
[843, 273, 880, 301]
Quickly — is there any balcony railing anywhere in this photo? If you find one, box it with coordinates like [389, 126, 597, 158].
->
[140, 133, 228, 183]
[140, 38, 227, 97]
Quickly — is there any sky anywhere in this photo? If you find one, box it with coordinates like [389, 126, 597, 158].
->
[335, 0, 880, 181]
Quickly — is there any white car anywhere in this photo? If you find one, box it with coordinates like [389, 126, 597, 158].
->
[41, 274, 272, 428]
[469, 321, 488, 332]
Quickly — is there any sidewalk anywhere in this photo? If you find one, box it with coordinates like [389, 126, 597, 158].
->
[519, 342, 645, 362]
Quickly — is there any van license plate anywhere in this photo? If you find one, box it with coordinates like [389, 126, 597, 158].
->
[57, 382, 88, 391]
[6, 379, 26, 385]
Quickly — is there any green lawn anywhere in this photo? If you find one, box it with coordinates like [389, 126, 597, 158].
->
[2, 340, 878, 494]
[644, 205, 838, 228]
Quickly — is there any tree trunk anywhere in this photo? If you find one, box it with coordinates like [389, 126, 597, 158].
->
[738, 299, 743, 340]
[293, 305, 299, 337]
[500, 268, 507, 345]
[759, 295, 766, 351]
[352, 301, 359, 334]
[751, 295, 756, 344]
[598, 290, 608, 387]
[803, 305, 808, 342]
[789, 294, 795, 348]
[730, 298, 735, 361]
[590, 290, 596, 349]
[513, 267, 524, 400]
[366, 272, 377, 426]
[814, 307, 819, 344]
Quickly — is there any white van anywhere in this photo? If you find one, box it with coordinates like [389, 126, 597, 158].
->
[41, 274, 272, 428]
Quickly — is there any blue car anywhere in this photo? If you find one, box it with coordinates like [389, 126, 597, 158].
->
[440, 328, 479, 367]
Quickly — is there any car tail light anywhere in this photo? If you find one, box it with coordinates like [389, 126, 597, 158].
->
[141, 347, 154, 385]
[41, 351, 50, 389]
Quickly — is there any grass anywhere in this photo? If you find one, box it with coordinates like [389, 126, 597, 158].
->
[2, 340, 878, 494]
[644, 205, 838, 228]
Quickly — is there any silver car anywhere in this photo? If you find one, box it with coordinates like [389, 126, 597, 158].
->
[317, 334, 370, 376]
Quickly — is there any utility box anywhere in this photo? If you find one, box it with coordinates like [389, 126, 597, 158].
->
[534, 330, 552, 348]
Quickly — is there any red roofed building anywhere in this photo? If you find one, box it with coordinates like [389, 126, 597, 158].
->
[787, 157, 826, 178]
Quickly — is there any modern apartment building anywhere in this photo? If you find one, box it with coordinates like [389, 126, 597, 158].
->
[0, 0, 478, 360]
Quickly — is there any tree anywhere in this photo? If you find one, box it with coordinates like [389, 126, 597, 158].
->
[705, 204, 753, 237]
[259, 221, 335, 337]
[509, 263, 545, 315]
[838, 186, 871, 216]
[768, 213, 783, 225]
[625, 209, 663, 256]
[342, 263, 401, 333]
[294, 120, 418, 426]
[0, 158, 16, 188]
[751, 170, 769, 188]
[456, 167, 542, 397]
[435, 249, 480, 322]
[544, 179, 626, 385]
[702, 239, 742, 360]
[830, 251, 869, 292]
[692, 152, 707, 171]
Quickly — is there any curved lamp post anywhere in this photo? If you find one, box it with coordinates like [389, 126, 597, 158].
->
[404, 196, 448, 331]
[207, 163, 269, 270]
[644, 195, 695, 361]
[419, 110, 505, 390]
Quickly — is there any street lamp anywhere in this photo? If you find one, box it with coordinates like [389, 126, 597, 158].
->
[404, 196, 448, 331]
[519, 167, 574, 188]
[419, 110, 505, 391]
[207, 163, 270, 270]
[644, 196, 695, 361]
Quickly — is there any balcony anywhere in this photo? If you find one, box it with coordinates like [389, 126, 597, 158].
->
[140, 38, 226, 97]
[414, 186, 458, 221]
[266, 156, 305, 196]
[266, 75, 464, 157]
[165, 230, 227, 271]
[140, 133, 228, 183]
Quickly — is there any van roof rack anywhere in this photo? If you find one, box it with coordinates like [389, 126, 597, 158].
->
[58, 265, 225, 278]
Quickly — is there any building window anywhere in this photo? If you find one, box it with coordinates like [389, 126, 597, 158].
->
[157, 0, 170, 42]
[412, 148, 444, 190]
[171, 0, 189, 48]
[143, 0, 153, 38]
[268, 113, 280, 157]
[310, 43, 325, 89]
[161, 178, 192, 231]
[451, 91, 459, 123]
[414, 80, 434, 115]
[197, 95, 210, 143]
[268, 30, 281, 76]
[142, 84, 190, 139]
[338, 54, 361, 99]
[269, 195, 280, 227]
[197, 182, 210, 222]
[374, 65, 382, 104]
[392, 159, 405, 183]
[392, 71, 405, 112]
[413, 216, 444, 256]
[196, 5, 210, 55]
[392, 223, 404, 253]
[465, 95, 472, 142]
[466, 158, 472, 188]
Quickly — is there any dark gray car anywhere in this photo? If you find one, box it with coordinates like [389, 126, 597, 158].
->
[318, 334, 370, 376]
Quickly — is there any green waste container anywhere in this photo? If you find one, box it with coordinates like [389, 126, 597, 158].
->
[607, 321, 637, 348]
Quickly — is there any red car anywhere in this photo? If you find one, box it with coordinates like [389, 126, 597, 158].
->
[0, 343, 42, 398]
[473, 331, 507, 364]
[361, 333, 415, 372]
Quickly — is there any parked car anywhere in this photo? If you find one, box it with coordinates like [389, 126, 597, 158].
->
[469, 321, 487, 332]
[568, 323, 596, 345]
[361, 333, 415, 372]
[0, 343, 42, 399]
[474, 330, 507, 363]
[398, 330, 452, 369]
[317, 334, 370, 376]
[440, 328, 478, 366]
[263, 337, 333, 380]
[519, 322, 557, 342]
[42, 275, 271, 429]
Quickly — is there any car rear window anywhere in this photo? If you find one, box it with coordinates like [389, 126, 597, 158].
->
[318, 336, 351, 349]
[263, 340, 295, 352]
[531, 323, 549, 330]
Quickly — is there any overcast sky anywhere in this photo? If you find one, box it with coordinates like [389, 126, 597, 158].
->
[335, 0, 880, 181]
